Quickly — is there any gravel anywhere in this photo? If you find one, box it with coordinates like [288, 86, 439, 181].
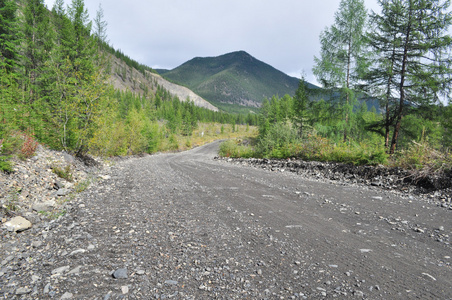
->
[0, 141, 450, 299]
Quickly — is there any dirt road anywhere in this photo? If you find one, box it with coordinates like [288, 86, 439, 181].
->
[1, 141, 451, 299]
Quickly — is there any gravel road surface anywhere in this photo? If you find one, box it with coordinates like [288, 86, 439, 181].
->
[1, 141, 451, 299]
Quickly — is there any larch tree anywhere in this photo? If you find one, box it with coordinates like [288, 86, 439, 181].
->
[366, 0, 452, 154]
[292, 77, 310, 138]
[313, 0, 368, 142]
[93, 3, 108, 50]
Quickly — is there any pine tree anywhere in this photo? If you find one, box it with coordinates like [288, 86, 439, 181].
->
[313, 0, 368, 141]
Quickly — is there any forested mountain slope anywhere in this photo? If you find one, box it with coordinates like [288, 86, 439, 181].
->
[159, 51, 308, 108]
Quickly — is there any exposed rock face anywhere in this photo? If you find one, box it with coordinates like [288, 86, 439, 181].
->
[107, 54, 219, 111]
[147, 72, 219, 112]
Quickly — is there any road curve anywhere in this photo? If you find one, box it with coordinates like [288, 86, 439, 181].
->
[1, 141, 450, 299]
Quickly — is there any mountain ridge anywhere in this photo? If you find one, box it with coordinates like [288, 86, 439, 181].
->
[158, 51, 309, 109]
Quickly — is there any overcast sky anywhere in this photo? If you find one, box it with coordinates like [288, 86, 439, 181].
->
[43, 0, 381, 84]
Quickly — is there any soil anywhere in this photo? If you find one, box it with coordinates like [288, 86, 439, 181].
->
[1, 141, 451, 299]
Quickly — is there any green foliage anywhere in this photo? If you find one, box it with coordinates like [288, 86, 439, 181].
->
[74, 178, 91, 193]
[2, 190, 18, 215]
[365, 0, 452, 153]
[219, 139, 254, 158]
[160, 51, 306, 111]
[52, 164, 73, 182]
[0, 0, 19, 71]
[391, 141, 452, 173]
[0, 155, 13, 173]
[256, 122, 299, 157]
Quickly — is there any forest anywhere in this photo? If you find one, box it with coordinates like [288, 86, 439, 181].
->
[220, 0, 452, 173]
[0, 0, 258, 171]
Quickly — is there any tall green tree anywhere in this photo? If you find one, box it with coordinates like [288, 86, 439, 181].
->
[0, 0, 19, 72]
[22, 0, 53, 103]
[292, 77, 310, 137]
[93, 3, 108, 49]
[366, 0, 452, 153]
[313, 0, 368, 141]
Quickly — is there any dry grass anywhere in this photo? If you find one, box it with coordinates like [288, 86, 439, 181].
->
[158, 123, 258, 152]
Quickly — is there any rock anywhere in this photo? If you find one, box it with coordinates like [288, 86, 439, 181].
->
[112, 268, 128, 279]
[3, 216, 32, 232]
[68, 249, 86, 256]
[60, 292, 73, 299]
[121, 286, 129, 294]
[57, 188, 69, 196]
[32, 201, 55, 212]
[52, 265, 70, 275]
[165, 280, 178, 285]
[16, 287, 32, 295]
[31, 240, 43, 248]
[136, 270, 146, 275]
[68, 266, 81, 275]
[43, 283, 51, 294]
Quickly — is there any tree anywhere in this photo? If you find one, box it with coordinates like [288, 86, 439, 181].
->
[292, 77, 310, 137]
[313, 0, 368, 141]
[0, 0, 19, 72]
[22, 0, 53, 102]
[367, 0, 452, 153]
[93, 3, 108, 49]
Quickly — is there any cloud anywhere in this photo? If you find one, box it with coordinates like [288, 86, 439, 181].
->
[44, 0, 381, 81]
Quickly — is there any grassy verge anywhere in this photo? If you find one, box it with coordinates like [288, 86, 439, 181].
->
[219, 135, 452, 174]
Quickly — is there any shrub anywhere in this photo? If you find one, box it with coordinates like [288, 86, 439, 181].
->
[391, 141, 452, 173]
[219, 139, 254, 158]
[52, 165, 74, 182]
[255, 122, 298, 157]
[19, 133, 38, 160]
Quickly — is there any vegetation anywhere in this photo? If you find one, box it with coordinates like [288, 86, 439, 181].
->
[0, 0, 256, 171]
[220, 0, 452, 176]
[159, 51, 303, 111]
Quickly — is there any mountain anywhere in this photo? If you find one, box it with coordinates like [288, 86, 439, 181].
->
[159, 51, 311, 110]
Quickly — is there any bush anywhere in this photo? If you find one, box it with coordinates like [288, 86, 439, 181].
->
[19, 133, 38, 160]
[219, 139, 254, 158]
[52, 165, 74, 182]
[255, 123, 299, 157]
[391, 141, 452, 173]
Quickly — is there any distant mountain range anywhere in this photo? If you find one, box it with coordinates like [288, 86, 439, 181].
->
[157, 51, 380, 113]
[157, 51, 315, 111]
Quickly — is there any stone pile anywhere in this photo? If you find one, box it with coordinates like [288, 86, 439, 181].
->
[0, 145, 104, 230]
[216, 157, 452, 207]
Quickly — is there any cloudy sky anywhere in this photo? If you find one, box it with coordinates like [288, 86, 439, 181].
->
[43, 0, 380, 84]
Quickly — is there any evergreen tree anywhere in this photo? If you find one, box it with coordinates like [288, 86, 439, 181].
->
[93, 3, 108, 49]
[313, 0, 368, 141]
[292, 77, 310, 137]
[0, 0, 19, 72]
[22, 0, 53, 103]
